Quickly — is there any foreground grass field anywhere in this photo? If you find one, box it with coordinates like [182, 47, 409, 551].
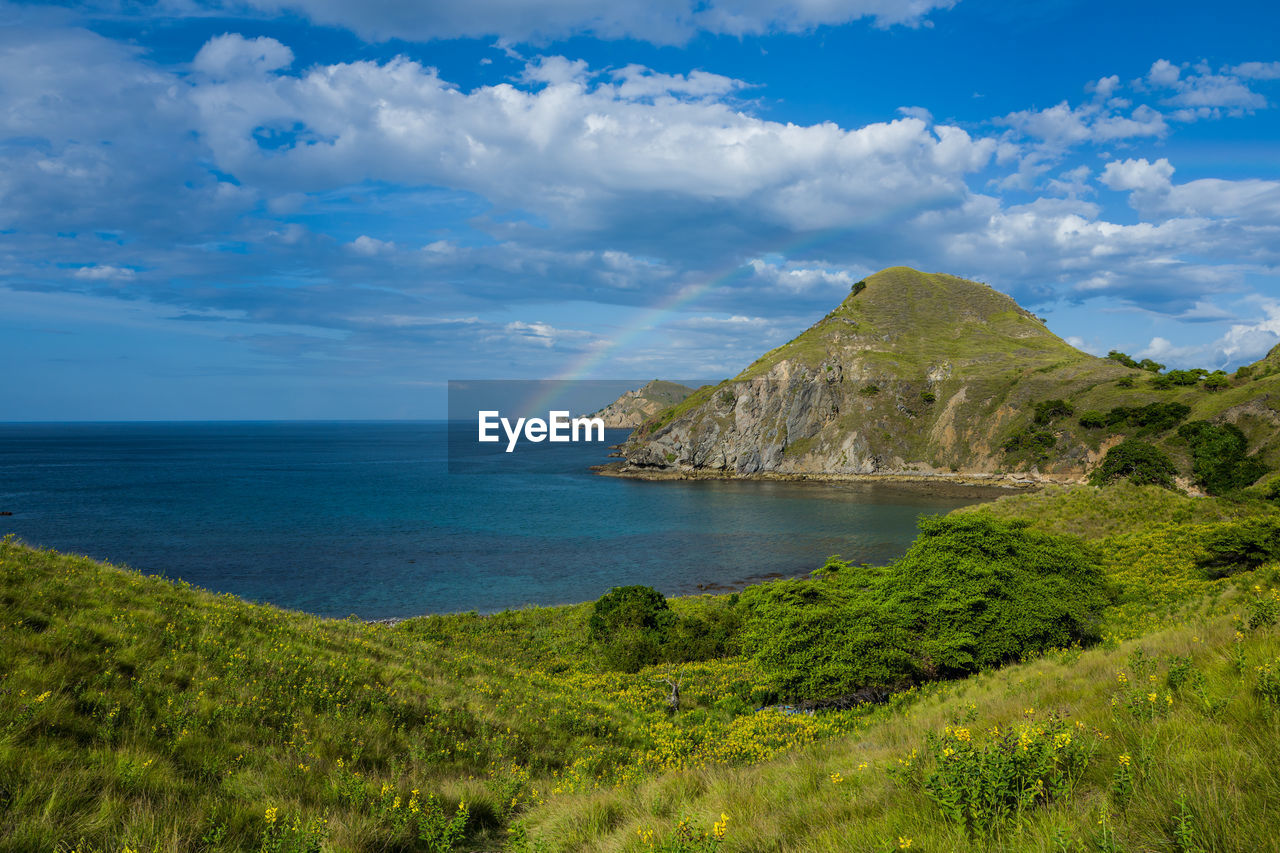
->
[3, 484, 1280, 851]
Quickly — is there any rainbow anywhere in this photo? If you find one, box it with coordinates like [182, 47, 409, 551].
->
[516, 227, 865, 415]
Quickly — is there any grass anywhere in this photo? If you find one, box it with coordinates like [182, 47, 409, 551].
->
[4, 481, 1280, 851]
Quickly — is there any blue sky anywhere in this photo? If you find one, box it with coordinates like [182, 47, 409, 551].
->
[3, 0, 1280, 419]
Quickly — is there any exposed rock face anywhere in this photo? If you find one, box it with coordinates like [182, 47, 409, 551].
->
[587, 380, 695, 428]
[618, 267, 1280, 484]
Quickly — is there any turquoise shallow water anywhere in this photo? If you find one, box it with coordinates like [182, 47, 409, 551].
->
[0, 421, 993, 619]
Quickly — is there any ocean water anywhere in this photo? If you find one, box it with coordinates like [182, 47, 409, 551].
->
[0, 422, 996, 619]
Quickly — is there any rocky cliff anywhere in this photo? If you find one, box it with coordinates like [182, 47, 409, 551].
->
[615, 267, 1280, 485]
[587, 380, 695, 428]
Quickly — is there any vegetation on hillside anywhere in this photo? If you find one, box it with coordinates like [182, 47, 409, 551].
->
[4, 481, 1280, 851]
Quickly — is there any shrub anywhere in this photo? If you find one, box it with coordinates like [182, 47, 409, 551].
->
[1116, 376, 1135, 388]
[884, 514, 1106, 679]
[741, 516, 1105, 699]
[1203, 371, 1230, 392]
[859, 384, 880, 396]
[1236, 365, 1253, 380]
[1103, 402, 1190, 434]
[1149, 374, 1175, 390]
[1139, 358, 1166, 373]
[1002, 427, 1056, 462]
[1166, 368, 1207, 386]
[1107, 350, 1139, 369]
[1090, 439, 1178, 489]
[589, 585, 677, 672]
[1078, 410, 1106, 429]
[1033, 399, 1074, 425]
[1177, 420, 1269, 495]
[1197, 518, 1280, 576]
[921, 391, 936, 404]
[851, 280, 867, 296]
[921, 714, 1097, 836]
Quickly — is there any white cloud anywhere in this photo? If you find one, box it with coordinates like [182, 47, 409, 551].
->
[999, 100, 1166, 149]
[188, 50, 997, 234]
[746, 258, 863, 294]
[1102, 157, 1280, 221]
[193, 34, 294, 78]
[1140, 302, 1280, 368]
[1232, 61, 1280, 80]
[1147, 59, 1181, 87]
[73, 264, 136, 280]
[503, 320, 597, 348]
[1144, 58, 1269, 116]
[348, 235, 395, 255]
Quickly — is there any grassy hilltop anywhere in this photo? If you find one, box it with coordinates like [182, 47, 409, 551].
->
[4, 481, 1280, 851]
[620, 268, 1280, 483]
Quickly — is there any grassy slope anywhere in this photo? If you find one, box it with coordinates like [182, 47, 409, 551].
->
[4, 486, 1280, 851]
[521, 487, 1280, 851]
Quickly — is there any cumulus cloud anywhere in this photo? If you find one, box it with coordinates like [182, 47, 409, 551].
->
[192, 34, 294, 78]
[348, 235, 395, 255]
[1232, 61, 1280, 80]
[187, 51, 997, 238]
[1102, 157, 1280, 222]
[1140, 302, 1280, 368]
[5, 20, 1280, 382]
[1144, 59, 1270, 118]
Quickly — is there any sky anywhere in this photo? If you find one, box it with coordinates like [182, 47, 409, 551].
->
[3, 0, 1280, 420]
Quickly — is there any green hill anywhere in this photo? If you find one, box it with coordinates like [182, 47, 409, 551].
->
[617, 267, 1280, 487]
[4, 481, 1280, 851]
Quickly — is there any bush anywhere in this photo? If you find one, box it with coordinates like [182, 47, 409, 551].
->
[922, 714, 1098, 836]
[740, 516, 1105, 699]
[589, 586, 677, 672]
[1198, 518, 1280, 576]
[1203, 371, 1230, 392]
[1103, 402, 1190, 434]
[859, 384, 880, 396]
[884, 515, 1105, 679]
[1167, 368, 1207, 386]
[1177, 420, 1269, 495]
[1002, 427, 1056, 462]
[1090, 439, 1178, 489]
[1107, 351, 1139, 369]
[1139, 358, 1166, 373]
[1116, 376, 1135, 388]
[1033, 399, 1074, 425]
[851, 280, 867, 296]
[1078, 410, 1106, 429]
[921, 391, 936, 404]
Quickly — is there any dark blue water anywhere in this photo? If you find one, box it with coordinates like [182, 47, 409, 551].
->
[0, 422, 995, 619]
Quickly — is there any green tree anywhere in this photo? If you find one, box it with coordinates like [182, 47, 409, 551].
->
[589, 585, 677, 672]
[740, 516, 1105, 700]
[1090, 439, 1178, 489]
[1177, 420, 1269, 495]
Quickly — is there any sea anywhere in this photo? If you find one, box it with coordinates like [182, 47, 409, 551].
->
[0, 421, 997, 619]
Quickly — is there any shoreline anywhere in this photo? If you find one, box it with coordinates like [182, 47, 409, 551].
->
[363, 569, 811, 628]
[592, 460, 1054, 498]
